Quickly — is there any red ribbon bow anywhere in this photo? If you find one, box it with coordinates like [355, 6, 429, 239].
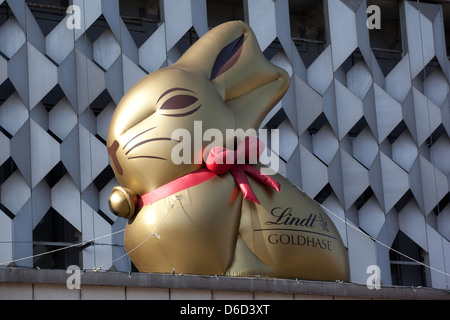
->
[205, 136, 280, 204]
[138, 137, 280, 209]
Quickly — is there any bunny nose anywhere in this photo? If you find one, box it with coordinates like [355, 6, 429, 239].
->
[108, 140, 123, 176]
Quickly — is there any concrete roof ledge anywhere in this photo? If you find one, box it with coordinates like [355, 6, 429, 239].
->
[1, 268, 449, 300]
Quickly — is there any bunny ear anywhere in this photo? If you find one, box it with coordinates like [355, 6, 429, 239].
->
[210, 34, 244, 81]
[175, 21, 289, 130]
[175, 21, 250, 82]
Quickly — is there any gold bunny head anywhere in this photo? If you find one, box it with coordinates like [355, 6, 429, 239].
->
[107, 21, 289, 198]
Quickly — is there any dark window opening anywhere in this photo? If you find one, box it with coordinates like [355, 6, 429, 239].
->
[290, 0, 326, 68]
[207, 0, 245, 28]
[307, 112, 327, 137]
[33, 208, 82, 270]
[0, 157, 17, 185]
[314, 183, 332, 204]
[354, 187, 374, 210]
[93, 165, 115, 192]
[390, 231, 428, 287]
[444, 2, 450, 55]
[263, 41, 284, 61]
[25, 0, 69, 36]
[119, 0, 160, 48]
[264, 108, 287, 131]
[44, 161, 67, 189]
[394, 189, 414, 213]
[0, 2, 11, 28]
[169, 27, 200, 60]
[0, 79, 16, 106]
[366, 0, 403, 76]
[433, 192, 448, 216]
[42, 84, 65, 112]
[367, 0, 402, 51]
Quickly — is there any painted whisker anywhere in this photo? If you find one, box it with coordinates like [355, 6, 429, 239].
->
[123, 127, 157, 151]
[128, 156, 167, 161]
[125, 137, 180, 156]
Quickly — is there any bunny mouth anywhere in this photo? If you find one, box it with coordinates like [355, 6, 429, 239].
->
[108, 140, 124, 176]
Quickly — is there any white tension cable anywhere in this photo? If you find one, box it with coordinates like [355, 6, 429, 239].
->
[1, 194, 448, 282]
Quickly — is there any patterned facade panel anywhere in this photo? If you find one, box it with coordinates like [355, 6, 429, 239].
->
[0, 0, 448, 289]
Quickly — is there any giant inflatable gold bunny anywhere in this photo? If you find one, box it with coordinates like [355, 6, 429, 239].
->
[107, 21, 349, 281]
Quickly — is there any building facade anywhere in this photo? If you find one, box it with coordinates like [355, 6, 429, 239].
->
[0, 0, 449, 291]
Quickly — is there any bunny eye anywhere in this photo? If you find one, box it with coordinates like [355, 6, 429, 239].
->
[157, 87, 195, 104]
[160, 95, 198, 110]
[157, 88, 202, 117]
[211, 34, 245, 81]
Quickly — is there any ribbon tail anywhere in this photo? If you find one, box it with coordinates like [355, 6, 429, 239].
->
[242, 165, 281, 192]
[230, 166, 261, 205]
